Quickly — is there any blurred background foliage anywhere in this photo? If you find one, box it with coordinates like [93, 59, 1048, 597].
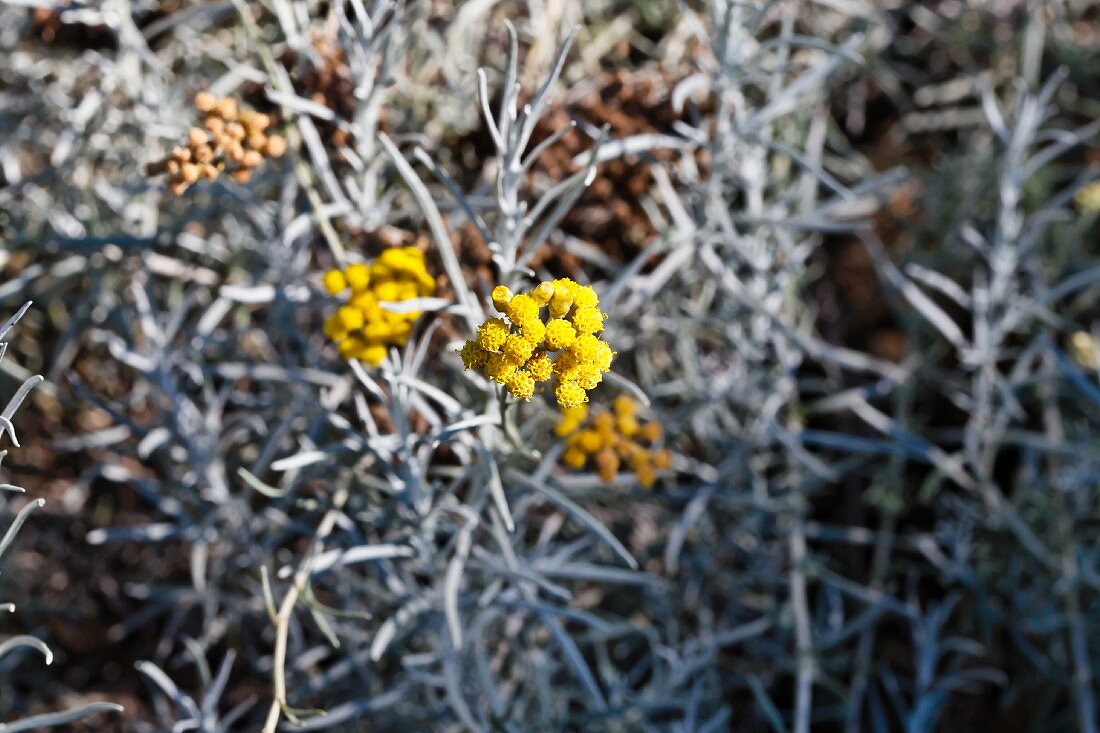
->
[0, 0, 1099, 731]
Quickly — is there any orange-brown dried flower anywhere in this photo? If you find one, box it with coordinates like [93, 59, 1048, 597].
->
[556, 396, 671, 487]
[147, 93, 288, 195]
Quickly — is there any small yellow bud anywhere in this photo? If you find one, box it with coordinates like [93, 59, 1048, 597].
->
[639, 421, 663, 442]
[562, 446, 587, 469]
[336, 305, 364, 330]
[359, 344, 388, 365]
[617, 415, 639, 438]
[491, 285, 514, 312]
[613, 395, 635, 418]
[532, 281, 555, 304]
[346, 263, 371, 291]
[577, 430, 603, 453]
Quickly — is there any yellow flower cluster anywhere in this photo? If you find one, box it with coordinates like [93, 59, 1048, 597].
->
[146, 93, 287, 195]
[461, 279, 613, 405]
[556, 396, 670, 487]
[1076, 181, 1100, 212]
[322, 247, 436, 365]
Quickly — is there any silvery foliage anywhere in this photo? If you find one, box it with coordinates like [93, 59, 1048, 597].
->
[3, 0, 1098, 731]
[5, 1, 729, 729]
[0, 303, 122, 731]
[858, 69, 1100, 732]
[135, 644, 252, 733]
[0, 0, 890, 729]
[596, 2, 916, 732]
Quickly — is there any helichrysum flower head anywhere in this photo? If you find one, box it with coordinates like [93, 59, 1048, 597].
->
[322, 246, 436, 365]
[461, 341, 489, 370]
[555, 381, 587, 409]
[477, 318, 510, 352]
[506, 370, 536, 401]
[461, 280, 614, 404]
[485, 352, 517, 383]
[555, 396, 670, 487]
[572, 306, 605, 335]
[544, 319, 577, 350]
[506, 294, 541, 328]
[503, 333, 536, 364]
[525, 354, 554, 382]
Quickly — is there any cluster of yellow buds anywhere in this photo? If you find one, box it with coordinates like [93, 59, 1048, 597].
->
[322, 246, 436, 365]
[460, 279, 613, 406]
[147, 92, 287, 195]
[556, 396, 670, 487]
[1076, 181, 1100, 213]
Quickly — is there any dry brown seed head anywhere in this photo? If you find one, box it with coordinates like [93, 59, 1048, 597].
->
[231, 168, 252, 183]
[193, 145, 214, 163]
[180, 163, 200, 184]
[216, 97, 237, 119]
[226, 141, 245, 162]
[247, 133, 267, 151]
[166, 159, 181, 174]
[167, 179, 188, 195]
[187, 127, 207, 147]
[201, 163, 219, 180]
[636, 462, 656, 488]
[595, 448, 620, 483]
[264, 135, 286, 157]
[250, 112, 271, 131]
[242, 149, 263, 168]
[194, 91, 217, 113]
[639, 421, 662, 442]
[652, 449, 671, 470]
[171, 146, 191, 162]
[204, 116, 225, 135]
[225, 121, 246, 141]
